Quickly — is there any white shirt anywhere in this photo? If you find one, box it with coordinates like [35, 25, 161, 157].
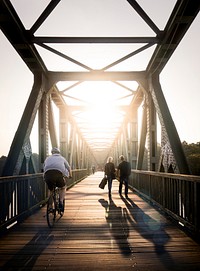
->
[44, 154, 70, 177]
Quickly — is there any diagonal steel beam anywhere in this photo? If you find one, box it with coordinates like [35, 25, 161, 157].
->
[126, 0, 161, 34]
[147, 0, 200, 74]
[0, 0, 47, 74]
[37, 43, 93, 71]
[2, 73, 45, 176]
[30, 0, 61, 34]
[101, 43, 156, 71]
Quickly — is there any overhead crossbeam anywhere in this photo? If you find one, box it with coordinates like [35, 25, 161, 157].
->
[48, 71, 146, 85]
[33, 36, 159, 44]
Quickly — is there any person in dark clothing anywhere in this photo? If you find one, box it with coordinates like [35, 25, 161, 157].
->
[104, 157, 116, 198]
[117, 155, 131, 198]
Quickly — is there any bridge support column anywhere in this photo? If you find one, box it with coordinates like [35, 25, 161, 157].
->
[48, 97, 58, 149]
[122, 124, 129, 161]
[39, 91, 59, 171]
[137, 101, 147, 170]
[110, 106, 138, 169]
[146, 93, 157, 171]
[129, 107, 138, 169]
[39, 94, 49, 171]
[59, 106, 69, 160]
[68, 124, 76, 169]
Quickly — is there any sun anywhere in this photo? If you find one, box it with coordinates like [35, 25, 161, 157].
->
[56, 81, 134, 150]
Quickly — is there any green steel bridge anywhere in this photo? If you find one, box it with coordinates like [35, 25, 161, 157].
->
[0, 1, 200, 270]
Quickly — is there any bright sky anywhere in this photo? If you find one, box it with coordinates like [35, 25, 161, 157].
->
[0, 0, 200, 157]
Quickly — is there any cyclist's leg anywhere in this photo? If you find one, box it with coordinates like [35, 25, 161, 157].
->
[44, 171, 55, 207]
[59, 186, 66, 203]
[55, 174, 66, 212]
[47, 190, 53, 207]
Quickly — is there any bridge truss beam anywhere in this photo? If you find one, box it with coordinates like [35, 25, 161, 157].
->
[0, 0, 199, 175]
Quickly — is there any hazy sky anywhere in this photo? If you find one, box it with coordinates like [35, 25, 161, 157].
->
[0, 0, 200, 157]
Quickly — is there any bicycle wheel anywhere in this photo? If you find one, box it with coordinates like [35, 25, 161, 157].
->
[46, 194, 56, 228]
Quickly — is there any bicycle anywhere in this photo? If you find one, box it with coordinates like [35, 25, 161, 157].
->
[46, 186, 65, 228]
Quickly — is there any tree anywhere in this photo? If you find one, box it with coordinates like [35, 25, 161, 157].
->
[182, 141, 200, 176]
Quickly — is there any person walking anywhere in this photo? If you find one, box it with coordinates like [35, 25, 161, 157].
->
[117, 155, 131, 198]
[92, 165, 96, 174]
[43, 147, 72, 212]
[104, 157, 116, 198]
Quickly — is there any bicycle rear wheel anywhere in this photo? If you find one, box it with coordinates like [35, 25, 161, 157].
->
[46, 195, 56, 228]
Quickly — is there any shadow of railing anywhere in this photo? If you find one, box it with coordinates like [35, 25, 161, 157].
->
[129, 170, 200, 240]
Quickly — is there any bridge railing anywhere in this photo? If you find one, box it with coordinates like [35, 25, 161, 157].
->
[129, 170, 200, 240]
[1, 169, 200, 239]
[0, 169, 88, 232]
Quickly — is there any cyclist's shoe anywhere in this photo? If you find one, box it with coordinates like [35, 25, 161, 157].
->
[59, 202, 64, 212]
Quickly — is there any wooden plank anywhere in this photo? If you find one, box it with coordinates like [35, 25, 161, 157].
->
[0, 171, 200, 270]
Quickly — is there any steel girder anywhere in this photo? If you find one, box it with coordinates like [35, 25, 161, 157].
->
[51, 88, 96, 170]
[148, 73, 190, 174]
[110, 88, 143, 168]
[40, 89, 95, 171]
[1, 0, 199, 77]
[147, 0, 200, 74]
[2, 73, 45, 176]
[0, 0, 47, 74]
[0, 0, 200, 175]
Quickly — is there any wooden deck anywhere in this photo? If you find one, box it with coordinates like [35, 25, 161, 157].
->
[0, 172, 200, 271]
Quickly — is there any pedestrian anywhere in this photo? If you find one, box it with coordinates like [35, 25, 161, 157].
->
[43, 147, 72, 212]
[92, 165, 96, 174]
[104, 157, 116, 198]
[117, 155, 131, 198]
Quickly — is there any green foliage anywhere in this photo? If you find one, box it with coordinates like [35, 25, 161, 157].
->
[182, 141, 200, 176]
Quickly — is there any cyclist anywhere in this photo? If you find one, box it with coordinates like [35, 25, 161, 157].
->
[43, 147, 72, 212]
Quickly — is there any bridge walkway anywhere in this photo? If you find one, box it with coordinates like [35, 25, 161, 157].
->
[0, 172, 200, 271]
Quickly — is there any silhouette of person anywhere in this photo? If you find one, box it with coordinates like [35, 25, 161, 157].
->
[117, 155, 131, 198]
[104, 157, 116, 198]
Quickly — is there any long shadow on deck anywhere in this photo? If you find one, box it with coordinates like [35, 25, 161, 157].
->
[99, 198, 132, 256]
[99, 194, 178, 270]
[1, 228, 54, 271]
[121, 196, 176, 269]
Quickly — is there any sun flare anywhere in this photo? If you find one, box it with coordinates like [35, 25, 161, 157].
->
[57, 81, 134, 150]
